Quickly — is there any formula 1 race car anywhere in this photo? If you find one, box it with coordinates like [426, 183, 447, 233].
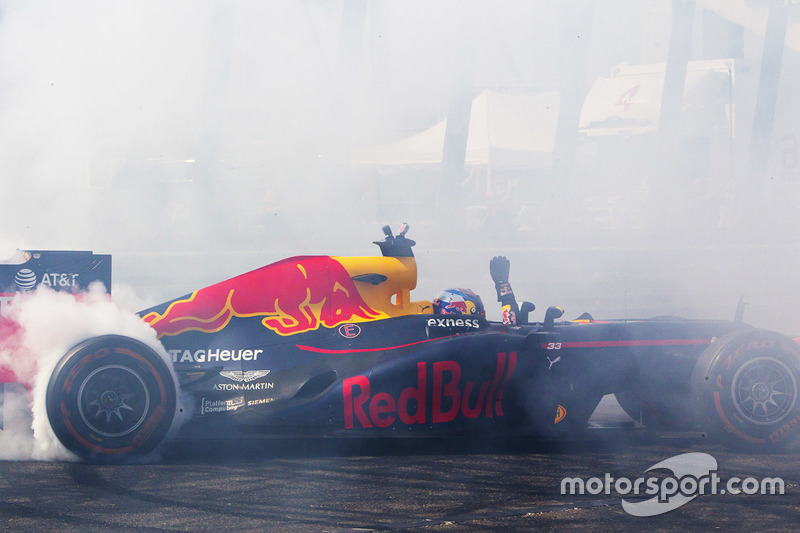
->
[8, 226, 800, 462]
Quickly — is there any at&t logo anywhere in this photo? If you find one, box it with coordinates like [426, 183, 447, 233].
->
[14, 269, 37, 291]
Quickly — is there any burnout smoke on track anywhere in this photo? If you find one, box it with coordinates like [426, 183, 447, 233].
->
[0, 285, 189, 461]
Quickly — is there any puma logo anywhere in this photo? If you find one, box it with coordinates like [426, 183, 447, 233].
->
[547, 356, 561, 370]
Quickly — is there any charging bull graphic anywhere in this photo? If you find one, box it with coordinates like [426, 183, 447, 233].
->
[142, 256, 387, 338]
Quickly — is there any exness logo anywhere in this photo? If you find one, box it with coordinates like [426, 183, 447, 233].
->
[561, 453, 785, 516]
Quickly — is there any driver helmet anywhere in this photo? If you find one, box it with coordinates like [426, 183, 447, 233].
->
[432, 288, 485, 317]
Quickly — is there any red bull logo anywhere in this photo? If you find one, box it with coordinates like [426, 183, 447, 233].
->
[343, 352, 517, 429]
[143, 256, 387, 338]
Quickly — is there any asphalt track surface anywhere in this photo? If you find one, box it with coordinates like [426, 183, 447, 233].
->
[1, 402, 800, 533]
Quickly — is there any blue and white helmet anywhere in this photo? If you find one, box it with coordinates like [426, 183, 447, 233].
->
[432, 288, 485, 317]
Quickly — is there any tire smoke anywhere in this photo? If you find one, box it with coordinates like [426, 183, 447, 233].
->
[0, 284, 189, 461]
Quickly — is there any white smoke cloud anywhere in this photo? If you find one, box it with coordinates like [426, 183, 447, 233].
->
[0, 0, 794, 320]
[0, 285, 188, 461]
[0, 0, 799, 456]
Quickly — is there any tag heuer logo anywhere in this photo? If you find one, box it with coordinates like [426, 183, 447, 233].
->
[219, 370, 271, 382]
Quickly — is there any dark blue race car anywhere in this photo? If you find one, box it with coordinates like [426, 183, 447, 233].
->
[24, 226, 800, 462]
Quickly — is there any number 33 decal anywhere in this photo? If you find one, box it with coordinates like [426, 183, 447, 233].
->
[546, 342, 562, 350]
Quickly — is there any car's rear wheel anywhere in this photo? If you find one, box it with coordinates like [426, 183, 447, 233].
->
[690, 330, 800, 451]
[46, 335, 176, 462]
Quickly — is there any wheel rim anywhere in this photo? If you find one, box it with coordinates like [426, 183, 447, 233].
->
[731, 357, 797, 426]
[77, 365, 150, 438]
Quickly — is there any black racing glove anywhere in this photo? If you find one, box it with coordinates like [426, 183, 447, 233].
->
[490, 256, 518, 325]
[490, 255, 513, 301]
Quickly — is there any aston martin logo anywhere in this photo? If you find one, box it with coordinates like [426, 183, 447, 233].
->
[219, 370, 271, 382]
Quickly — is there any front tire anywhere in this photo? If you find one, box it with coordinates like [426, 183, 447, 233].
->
[690, 330, 800, 451]
[46, 335, 176, 462]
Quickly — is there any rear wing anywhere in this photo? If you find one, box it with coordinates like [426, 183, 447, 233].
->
[0, 250, 111, 298]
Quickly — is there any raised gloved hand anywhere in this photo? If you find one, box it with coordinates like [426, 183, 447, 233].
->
[490, 256, 518, 325]
[490, 256, 514, 302]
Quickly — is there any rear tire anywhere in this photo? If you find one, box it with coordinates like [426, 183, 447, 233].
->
[690, 330, 800, 451]
[46, 335, 176, 462]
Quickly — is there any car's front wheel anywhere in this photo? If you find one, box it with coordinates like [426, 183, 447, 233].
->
[46, 335, 176, 462]
[691, 330, 800, 451]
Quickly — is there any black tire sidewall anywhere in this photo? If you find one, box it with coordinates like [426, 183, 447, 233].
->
[691, 330, 800, 449]
[46, 335, 176, 461]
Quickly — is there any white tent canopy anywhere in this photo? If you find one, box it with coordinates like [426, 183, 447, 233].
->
[578, 59, 734, 137]
[351, 90, 560, 167]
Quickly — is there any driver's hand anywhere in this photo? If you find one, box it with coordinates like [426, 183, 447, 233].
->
[490, 256, 515, 303]
[490, 256, 510, 285]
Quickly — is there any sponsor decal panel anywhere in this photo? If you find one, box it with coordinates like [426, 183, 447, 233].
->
[14, 269, 80, 291]
[343, 352, 516, 429]
[1, 272, 84, 315]
[40, 272, 80, 288]
[209, 370, 274, 391]
[169, 348, 263, 363]
[213, 382, 274, 391]
[247, 397, 275, 407]
[201, 397, 245, 415]
[554, 404, 567, 424]
[426, 317, 481, 329]
[338, 323, 362, 338]
[14, 269, 37, 290]
[220, 370, 270, 382]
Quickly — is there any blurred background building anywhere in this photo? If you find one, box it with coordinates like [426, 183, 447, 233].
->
[49, 0, 800, 250]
